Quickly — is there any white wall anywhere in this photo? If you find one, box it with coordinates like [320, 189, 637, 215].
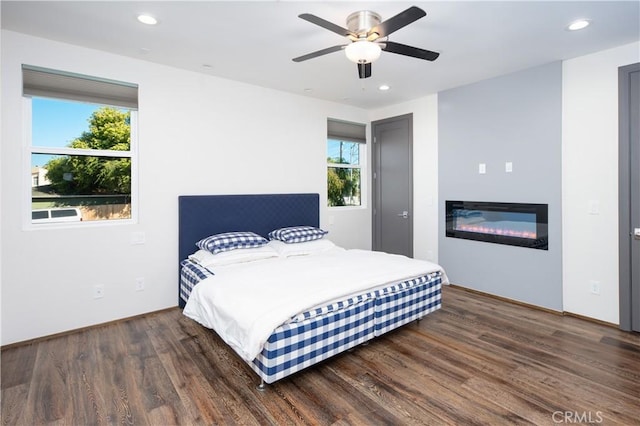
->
[562, 41, 640, 324]
[0, 30, 369, 345]
[369, 95, 440, 263]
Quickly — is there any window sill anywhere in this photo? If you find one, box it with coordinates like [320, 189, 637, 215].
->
[24, 217, 137, 231]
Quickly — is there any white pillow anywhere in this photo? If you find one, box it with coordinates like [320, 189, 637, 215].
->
[188, 245, 279, 268]
[268, 238, 338, 257]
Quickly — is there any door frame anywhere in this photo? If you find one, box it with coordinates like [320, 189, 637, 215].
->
[371, 113, 414, 256]
[618, 62, 639, 331]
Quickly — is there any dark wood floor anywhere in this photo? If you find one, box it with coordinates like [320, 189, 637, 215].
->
[2, 285, 639, 425]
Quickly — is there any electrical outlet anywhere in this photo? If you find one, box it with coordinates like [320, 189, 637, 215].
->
[590, 280, 600, 295]
[135, 277, 145, 292]
[94, 284, 104, 299]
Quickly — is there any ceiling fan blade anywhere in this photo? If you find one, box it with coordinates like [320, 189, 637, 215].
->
[369, 6, 426, 38]
[298, 13, 356, 38]
[357, 63, 372, 79]
[382, 41, 440, 61]
[292, 45, 346, 62]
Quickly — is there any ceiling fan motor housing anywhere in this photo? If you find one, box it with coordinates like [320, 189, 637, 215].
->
[346, 10, 381, 38]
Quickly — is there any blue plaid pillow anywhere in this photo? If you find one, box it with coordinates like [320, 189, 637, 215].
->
[196, 231, 268, 254]
[268, 226, 328, 244]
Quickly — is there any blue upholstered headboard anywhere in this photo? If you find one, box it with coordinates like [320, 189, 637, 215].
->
[178, 193, 320, 306]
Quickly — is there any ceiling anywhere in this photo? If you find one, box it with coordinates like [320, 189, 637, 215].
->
[2, 1, 639, 109]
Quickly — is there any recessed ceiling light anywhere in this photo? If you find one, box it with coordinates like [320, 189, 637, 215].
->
[379, 84, 390, 91]
[567, 19, 590, 31]
[137, 14, 158, 25]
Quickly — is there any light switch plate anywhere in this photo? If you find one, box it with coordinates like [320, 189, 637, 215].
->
[130, 231, 146, 245]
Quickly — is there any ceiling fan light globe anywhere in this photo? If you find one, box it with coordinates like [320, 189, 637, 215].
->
[345, 41, 382, 64]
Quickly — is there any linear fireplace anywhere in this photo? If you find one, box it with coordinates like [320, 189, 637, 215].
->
[446, 200, 548, 250]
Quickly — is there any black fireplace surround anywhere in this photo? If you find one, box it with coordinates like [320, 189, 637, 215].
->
[446, 200, 548, 250]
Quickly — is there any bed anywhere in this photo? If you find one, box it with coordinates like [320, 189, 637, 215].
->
[178, 193, 444, 388]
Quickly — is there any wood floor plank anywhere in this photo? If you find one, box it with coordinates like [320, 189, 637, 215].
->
[285, 358, 406, 425]
[329, 351, 461, 425]
[0, 383, 29, 425]
[180, 332, 266, 425]
[0, 342, 37, 425]
[22, 336, 72, 424]
[460, 376, 559, 425]
[3, 286, 639, 425]
[478, 332, 640, 397]
[92, 324, 142, 425]
[511, 360, 640, 423]
[119, 317, 192, 425]
[65, 330, 106, 426]
[397, 328, 570, 420]
[340, 345, 483, 424]
[600, 335, 640, 356]
[552, 330, 640, 377]
[0, 342, 37, 389]
[144, 313, 224, 425]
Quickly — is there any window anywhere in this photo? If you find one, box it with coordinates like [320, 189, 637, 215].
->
[327, 119, 366, 207]
[23, 65, 138, 225]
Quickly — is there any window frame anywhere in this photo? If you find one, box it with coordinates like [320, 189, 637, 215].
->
[327, 118, 367, 209]
[23, 95, 139, 230]
[327, 137, 366, 209]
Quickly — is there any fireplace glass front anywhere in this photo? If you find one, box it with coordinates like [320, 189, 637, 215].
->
[446, 201, 548, 250]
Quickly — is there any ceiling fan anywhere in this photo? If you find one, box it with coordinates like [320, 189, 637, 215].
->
[292, 6, 440, 79]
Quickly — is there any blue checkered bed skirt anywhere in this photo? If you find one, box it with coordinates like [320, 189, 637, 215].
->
[251, 297, 377, 383]
[179, 260, 214, 303]
[179, 260, 443, 384]
[374, 275, 442, 335]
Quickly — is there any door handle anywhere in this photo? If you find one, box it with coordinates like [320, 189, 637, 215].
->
[397, 211, 409, 219]
[634, 228, 640, 239]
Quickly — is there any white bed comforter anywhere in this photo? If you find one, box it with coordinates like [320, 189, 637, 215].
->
[183, 248, 447, 362]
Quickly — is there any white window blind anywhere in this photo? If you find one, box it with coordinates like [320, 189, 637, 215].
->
[327, 119, 366, 143]
[22, 65, 138, 109]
